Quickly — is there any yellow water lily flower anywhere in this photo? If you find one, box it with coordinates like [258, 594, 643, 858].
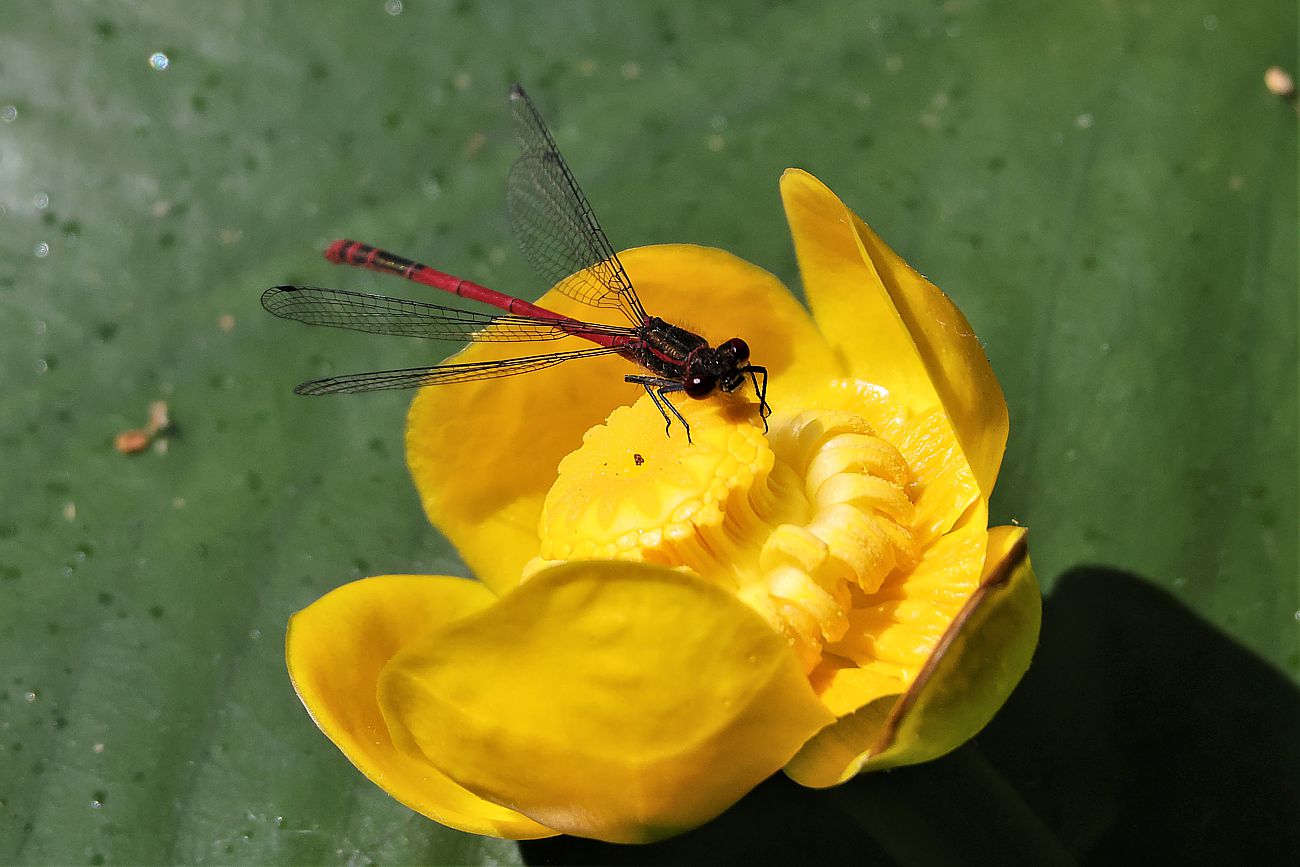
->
[287, 169, 1040, 844]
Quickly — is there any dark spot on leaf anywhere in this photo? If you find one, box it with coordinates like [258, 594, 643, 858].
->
[655, 8, 677, 44]
[149, 605, 164, 619]
[95, 322, 118, 342]
[988, 155, 1007, 172]
[93, 20, 116, 39]
[97, 592, 113, 606]
[191, 94, 208, 113]
[158, 231, 176, 249]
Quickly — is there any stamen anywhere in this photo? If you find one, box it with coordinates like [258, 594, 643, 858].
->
[530, 384, 938, 674]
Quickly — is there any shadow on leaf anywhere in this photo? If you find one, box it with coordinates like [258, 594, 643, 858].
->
[978, 565, 1300, 863]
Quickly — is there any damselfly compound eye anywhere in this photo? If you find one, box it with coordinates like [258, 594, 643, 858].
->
[685, 372, 717, 398]
[720, 337, 749, 363]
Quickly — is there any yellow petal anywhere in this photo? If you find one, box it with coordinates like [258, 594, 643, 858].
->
[287, 574, 555, 839]
[815, 503, 989, 716]
[817, 379, 981, 544]
[780, 169, 1008, 498]
[379, 561, 834, 843]
[406, 244, 838, 594]
[785, 526, 1039, 786]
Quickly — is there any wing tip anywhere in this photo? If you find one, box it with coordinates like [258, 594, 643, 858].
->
[293, 379, 332, 396]
[262, 285, 291, 310]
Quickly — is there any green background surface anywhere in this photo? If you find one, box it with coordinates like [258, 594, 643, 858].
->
[1, 1, 1295, 864]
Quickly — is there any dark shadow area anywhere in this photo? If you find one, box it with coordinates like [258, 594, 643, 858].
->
[977, 565, 1300, 863]
[523, 567, 1300, 865]
[521, 772, 888, 866]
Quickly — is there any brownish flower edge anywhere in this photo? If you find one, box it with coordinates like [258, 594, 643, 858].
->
[867, 532, 1030, 757]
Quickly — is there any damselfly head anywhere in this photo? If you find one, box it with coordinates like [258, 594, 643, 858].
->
[715, 338, 751, 393]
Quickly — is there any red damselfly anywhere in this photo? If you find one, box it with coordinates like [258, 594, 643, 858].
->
[263, 84, 769, 442]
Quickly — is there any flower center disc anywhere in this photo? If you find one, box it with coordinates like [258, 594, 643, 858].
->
[529, 390, 921, 671]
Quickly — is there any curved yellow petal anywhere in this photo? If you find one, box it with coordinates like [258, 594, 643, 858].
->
[287, 574, 555, 839]
[406, 244, 837, 594]
[780, 169, 1008, 498]
[814, 503, 989, 717]
[379, 561, 835, 843]
[816, 379, 981, 544]
[785, 526, 1039, 787]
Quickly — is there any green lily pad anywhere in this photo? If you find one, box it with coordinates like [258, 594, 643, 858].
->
[0, 1, 1293, 864]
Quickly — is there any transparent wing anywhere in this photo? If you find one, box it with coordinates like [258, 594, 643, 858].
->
[506, 83, 648, 325]
[293, 345, 625, 395]
[261, 285, 635, 343]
